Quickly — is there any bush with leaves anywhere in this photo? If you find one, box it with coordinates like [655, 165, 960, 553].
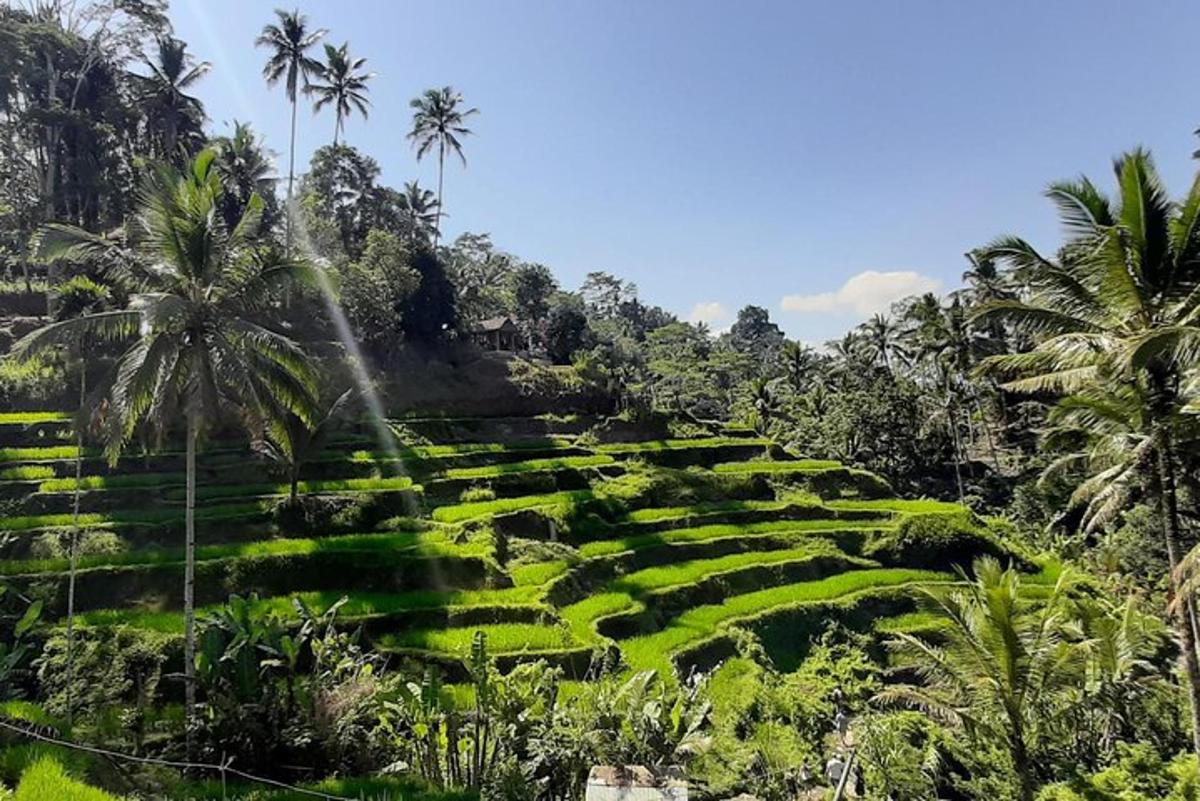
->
[0, 586, 43, 702]
[35, 626, 169, 751]
[192, 594, 382, 775]
[339, 229, 420, 359]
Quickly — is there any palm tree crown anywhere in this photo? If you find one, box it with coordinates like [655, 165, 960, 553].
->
[256, 8, 327, 251]
[136, 36, 210, 160]
[398, 180, 440, 247]
[13, 151, 317, 743]
[310, 42, 373, 146]
[256, 9, 327, 103]
[408, 86, 478, 248]
[211, 121, 278, 231]
[974, 147, 1200, 762]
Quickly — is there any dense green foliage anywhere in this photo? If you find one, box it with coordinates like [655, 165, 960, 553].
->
[0, 3, 1199, 800]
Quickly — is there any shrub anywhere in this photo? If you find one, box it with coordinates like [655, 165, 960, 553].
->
[865, 513, 1016, 571]
[459, 485, 496, 503]
[0, 355, 68, 411]
[35, 626, 172, 735]
[1035, 743, 1198, 801]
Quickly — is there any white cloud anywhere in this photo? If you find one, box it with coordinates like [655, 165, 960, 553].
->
[687, 301, 730, 325]
[781, 270, 942, 317]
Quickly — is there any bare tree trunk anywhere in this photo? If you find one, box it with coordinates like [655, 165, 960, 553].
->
[184, 410, 198, 757]
[286, 96, 298, 255]
[946, 400, 965, 504]
[434, 140, 445, 250]
[65, 363, 85, 725]
[973, 394, 1003, 473]
[1157, 429, 1200, 764]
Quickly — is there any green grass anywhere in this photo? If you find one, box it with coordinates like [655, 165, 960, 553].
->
[378, 622, 578, 657]
[33, 473, 417, 499]
[608, 540, 852, 595]
[0, 445, 83, 462]
[0, 411, 70, 424]
[620, 568, 948, 675]
[79, 586, 544, 632]
[595, 437, 769, 453]
[826, 498, 966, 514]
[0, 701, 59, 728]
[441, 455, 614, 480]
[2, 527, 478, 577]
[712, 459, 842, 473]
[184, 775, 475, 801]
[561, 592, 639, 642]
[15, 758, 123, 801]
[0, 465, 56, 481]
[874, 611, 948, 635]
[169, 475, 416, 501]
[578, 518, 891, 558]
[622, 499, 803, 523]
[0, 502, 266, 533]
[431, 489, 594, 523]
[38, 472, 184, 492]
[559, 543, 867, 647]
[510, 560, 571, 587]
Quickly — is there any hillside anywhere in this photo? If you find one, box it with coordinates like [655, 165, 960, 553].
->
[0, 409, 1027, 686]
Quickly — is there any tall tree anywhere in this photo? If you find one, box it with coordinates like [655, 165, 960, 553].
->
[134, 35, 209, 161]
[975, 148, 1200, 764]
[13, 150, 317, 750]
[511, 263, 557, 349]
[46, 275, 110, 726]
[778, 340, 817, 394]
[860, 312, 907, 370]
[211, 120, 278, 231]
[408, 86, 478, 249]
[309, 42, 372, 147]
[398, 181, 439, 248]
[256, 8, 326, 251]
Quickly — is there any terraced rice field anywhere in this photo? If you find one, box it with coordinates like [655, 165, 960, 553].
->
[0, 411, 1022, 683]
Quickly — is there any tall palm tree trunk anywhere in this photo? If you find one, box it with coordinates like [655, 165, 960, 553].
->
[1010, 722, 1035, 801]
[434, 140, 445, 250]
[64, 363, 84, 726]
[184, 409, 198, 755]
[1156, 429, 1200, 764]
[286, 96, 298, 254]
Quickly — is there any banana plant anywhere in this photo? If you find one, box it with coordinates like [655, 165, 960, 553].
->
[0, 585, 43, 701]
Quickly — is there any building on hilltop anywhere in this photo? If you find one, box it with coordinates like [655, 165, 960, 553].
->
[470, 315, 521, 351]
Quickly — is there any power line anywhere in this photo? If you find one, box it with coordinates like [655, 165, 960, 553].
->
[0, 717, 356, 800]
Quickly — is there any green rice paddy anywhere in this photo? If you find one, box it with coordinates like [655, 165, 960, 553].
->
[1, 409, 1008, 677]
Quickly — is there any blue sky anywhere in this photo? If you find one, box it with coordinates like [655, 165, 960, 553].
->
[173, 0, 1200, 343]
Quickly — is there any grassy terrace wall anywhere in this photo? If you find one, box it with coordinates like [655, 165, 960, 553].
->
[0, 411, 1029, 688]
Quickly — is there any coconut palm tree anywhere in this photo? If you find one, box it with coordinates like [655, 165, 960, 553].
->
[135, 36, 210, 161]
[256, 8, 327, 251]
[211, 121, 278, 231]
[13, 150, 317, 747]
[309, 42, 373, 147]
[408, 86, 478, 249]
[255, 387, 353, 504]
[860, 313, 907, 370]
[44, 275, 110, 726]
[398, 181, 440, 248]
[778, 340, 817, 394]
[877, 557, 1085, 801]
[974, 148, 1200, 762]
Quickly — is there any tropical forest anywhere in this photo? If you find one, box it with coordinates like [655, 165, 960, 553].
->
[0, 2, 1198, 800]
